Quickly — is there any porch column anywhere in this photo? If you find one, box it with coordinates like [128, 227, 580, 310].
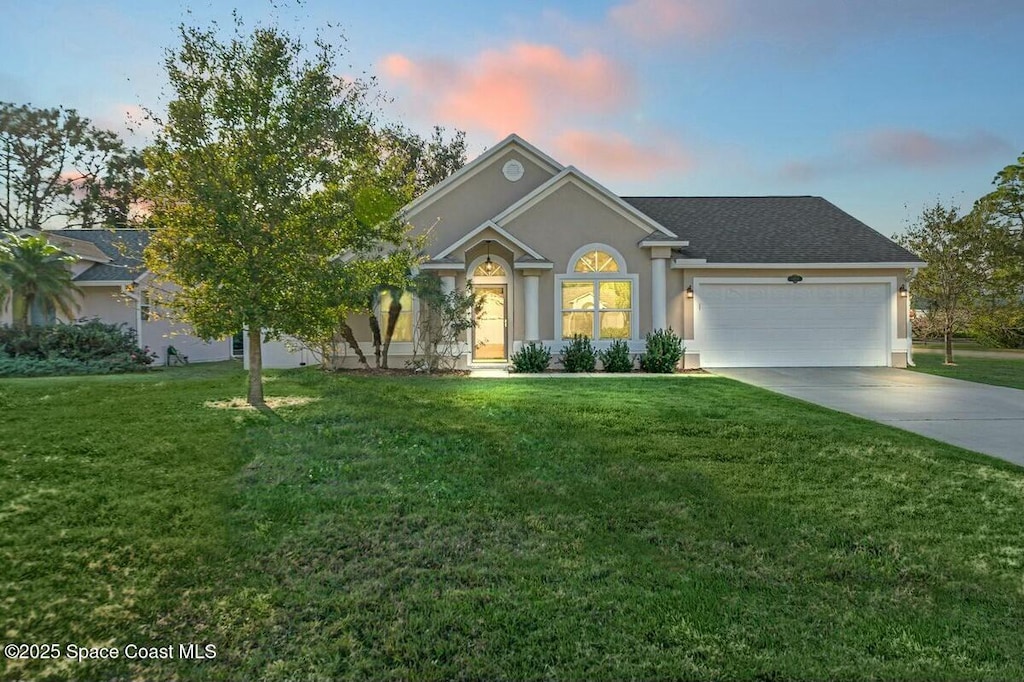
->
[440, 275, 456, 295]
[651, 256, 668, 331]
[524, 274, 539, 342]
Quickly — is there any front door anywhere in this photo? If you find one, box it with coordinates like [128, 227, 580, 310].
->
[473, 285, 507, 361]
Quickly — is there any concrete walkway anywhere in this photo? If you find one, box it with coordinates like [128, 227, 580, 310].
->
[712, 367, 1024, 467]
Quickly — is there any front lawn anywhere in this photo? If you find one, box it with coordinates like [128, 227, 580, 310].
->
[3, 365, 1024, 680]
[911, 351, 1024, 390]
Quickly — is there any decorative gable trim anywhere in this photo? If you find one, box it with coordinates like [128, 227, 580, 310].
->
[492, 166, 678, 238]
[401, 133, 564, 219]
[433, 220, 546, 260]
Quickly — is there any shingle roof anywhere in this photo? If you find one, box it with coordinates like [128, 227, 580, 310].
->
[46, 229, 150, 281]
[622, 196, 922, 264]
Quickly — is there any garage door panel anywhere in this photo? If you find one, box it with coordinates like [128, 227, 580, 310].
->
[698, 282, 890, 367]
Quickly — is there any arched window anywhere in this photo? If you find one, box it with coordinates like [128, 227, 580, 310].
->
[559, 244, 635, 340]
[474, 260, 506, 277]
[573, 249, 620, 273]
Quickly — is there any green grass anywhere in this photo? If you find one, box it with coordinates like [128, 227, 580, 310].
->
[911, 352, 1024, 390]
[3, 364, 1024, 680]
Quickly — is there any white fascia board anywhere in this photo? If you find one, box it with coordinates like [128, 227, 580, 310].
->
[400, 134, 564, 218]
[672, 260, 928, 270]
[75, 280, 134, 287]
[419, 261, 465, 270]
[433, 220, 546, 260]
[670, 258, 707, 268]
[492, 167, 677, 238]
[512, 261, 554, 270]
[639, 239, 689, 248]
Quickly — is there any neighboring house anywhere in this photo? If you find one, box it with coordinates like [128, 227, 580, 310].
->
[0, 229, 234, 365]
[244, 132, 920, 370]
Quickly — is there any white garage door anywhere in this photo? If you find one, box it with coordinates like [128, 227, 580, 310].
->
[697, 282, 890, 367]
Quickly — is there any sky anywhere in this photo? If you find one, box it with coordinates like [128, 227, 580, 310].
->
[2, 0, 1022, 236]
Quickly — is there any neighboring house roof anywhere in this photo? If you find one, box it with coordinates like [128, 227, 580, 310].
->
[623, 196, 922, 264]
[45, 229, 150, 282]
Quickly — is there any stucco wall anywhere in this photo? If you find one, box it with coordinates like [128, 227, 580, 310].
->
[406, 145, 556, 243]
[501, 182, 654, 342]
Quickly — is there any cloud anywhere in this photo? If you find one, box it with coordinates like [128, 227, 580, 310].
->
[780, 128, 1013, 181]
[379, 43, 633, 138]
[607, 0, 722, 45]
[553, 129, 692, 180]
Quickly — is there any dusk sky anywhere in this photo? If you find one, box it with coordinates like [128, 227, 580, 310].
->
[2, 0, 1022, 235]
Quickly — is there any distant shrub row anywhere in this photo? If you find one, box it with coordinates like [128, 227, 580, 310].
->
[510, 329, 684, 374]
[0, 319, 155, 377]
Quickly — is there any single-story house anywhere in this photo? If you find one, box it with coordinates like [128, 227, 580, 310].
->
[0, 229, 235, 365]
[254, 133, 924, 370]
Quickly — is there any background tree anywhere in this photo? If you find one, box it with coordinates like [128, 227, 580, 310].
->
[0, 102, 138, 232]
[141, 18, 413, 406]
[970, 152, 1024, 347]
[0, 234, 80, 328]
[378, 125, 467, 197]
[897, 202, 989, 364]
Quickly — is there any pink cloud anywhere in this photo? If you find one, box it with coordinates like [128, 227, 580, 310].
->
[780, 127, 1012, 181]
[857, 128, 1010, 167]
[607, 0, 722, 44]
[379, 43, 633, 138]
[553, 129, 692, 180]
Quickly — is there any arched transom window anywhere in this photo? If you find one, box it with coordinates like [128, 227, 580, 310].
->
[474, 260, 506, 277]
[573, 249, 619, 273]
[560, 245, 635, 340]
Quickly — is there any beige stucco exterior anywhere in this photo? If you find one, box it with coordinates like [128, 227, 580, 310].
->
[254, 135, 919, 371]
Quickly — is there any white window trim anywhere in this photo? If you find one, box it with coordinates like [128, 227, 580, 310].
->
[556, 244, 638, 341]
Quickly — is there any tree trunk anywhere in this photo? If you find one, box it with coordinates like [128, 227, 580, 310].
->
[368, 313, 382, 368]
[337, 320, 370, 369]
[17, 293, 33, 329]
[247, 326, 265, 406]
[944, 329, 955, 365]
[381, 298, 402, 370]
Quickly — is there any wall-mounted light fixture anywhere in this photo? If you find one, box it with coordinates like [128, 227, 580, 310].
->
[686, 285, 694, 299]
[899, 284, 907, 297]
[787, 274, 803, 284]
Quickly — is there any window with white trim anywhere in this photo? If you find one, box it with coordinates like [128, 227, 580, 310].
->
[378, 290, 414, 342]
[560, 248, 632, 340]
[140, 291, 152, 321]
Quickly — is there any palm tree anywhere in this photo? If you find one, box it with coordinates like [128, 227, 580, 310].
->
[0, 234, 81, 328]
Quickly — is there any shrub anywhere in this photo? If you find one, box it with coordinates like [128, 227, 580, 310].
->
[561, 334, 596, 373]
[639, 328, 683, 373]
[598, 339, 634, 372]
[0, 319, 154, 376]
[510, 342, 552, 373]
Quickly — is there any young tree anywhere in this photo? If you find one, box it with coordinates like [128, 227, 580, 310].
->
[0, 102, 138, 232]
[897, 202, 988, 364]
[141, 18, 412, 405]
[0, 234, 80, 328]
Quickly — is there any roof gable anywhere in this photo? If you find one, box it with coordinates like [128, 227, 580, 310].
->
[45, 229, 150, 282]
[494, 167, 677, 238]
[403, 134, 563, 221]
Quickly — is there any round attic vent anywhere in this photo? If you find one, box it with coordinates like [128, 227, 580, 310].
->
[502, 159, 525, 182]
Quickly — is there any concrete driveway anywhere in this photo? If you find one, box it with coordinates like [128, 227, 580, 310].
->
[712, 367, 1024, 467]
